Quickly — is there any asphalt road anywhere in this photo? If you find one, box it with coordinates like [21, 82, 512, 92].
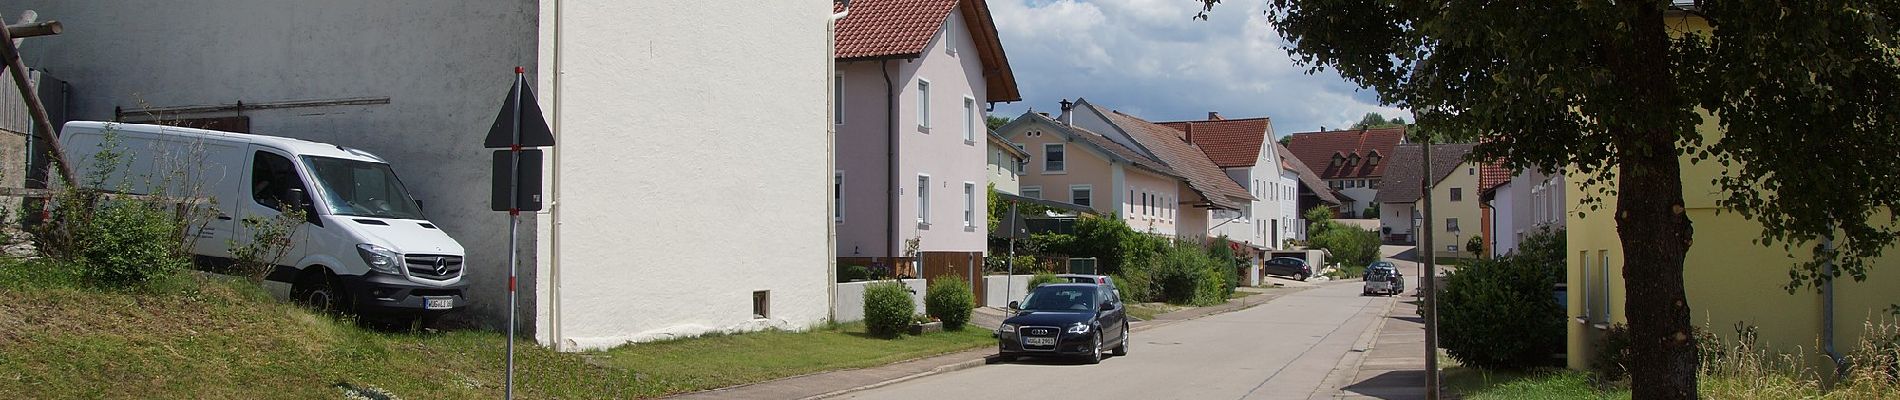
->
[838, 281, 1397, 400]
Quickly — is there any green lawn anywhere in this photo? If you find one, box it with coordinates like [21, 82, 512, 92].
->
[0, 261, 995, 399]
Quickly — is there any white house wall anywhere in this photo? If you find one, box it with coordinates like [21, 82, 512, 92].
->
[540, 1, 830, 350]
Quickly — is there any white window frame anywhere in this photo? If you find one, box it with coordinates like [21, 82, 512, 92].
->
[1023, 186, 1042, 200]
[1043, 143, 1065, 173]
[834, 170, 844, 224]
[942, 21, 956, 56]
[917, 174, 932, 226]
[963, 96, 977, 144]
[1070, 184, 1093, 207]
[963, 182, 977, 228]
[916, 79, 931, 131]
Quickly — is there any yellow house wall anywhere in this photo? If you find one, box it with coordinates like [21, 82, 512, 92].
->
[1421, 161, 1486, 259]
[1564, 106, 1900, 371]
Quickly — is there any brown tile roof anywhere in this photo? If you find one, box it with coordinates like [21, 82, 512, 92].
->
[1275, 143, 1343, 205]
[834, 0, 1021, 102]
[1283, 126, 1408, 180]
[1154, 117, 1271, 168]
[1479, 163, 1513, 192]
[1088, 105, 1255, 210]
[1374, 143, 1476, 204]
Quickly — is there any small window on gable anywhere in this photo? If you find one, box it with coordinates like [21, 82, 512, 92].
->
[943, 22, 955, 56]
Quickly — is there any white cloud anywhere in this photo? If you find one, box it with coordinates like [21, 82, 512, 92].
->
[988, 0, 1411, 135]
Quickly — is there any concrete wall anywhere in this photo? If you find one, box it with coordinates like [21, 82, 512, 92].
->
[15, 0, 541, 327]
[538, 1, 830, 350]
[834, 9, 989, 258]
[983, 274, 1035, 308]
[832, 279, 927, 323]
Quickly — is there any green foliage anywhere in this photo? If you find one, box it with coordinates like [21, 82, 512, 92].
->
[924, 276, 975, 331]
[1593, 324, 1635, 382]
[229, 207, 306, 283]
[1309, 223, 1381, 270]
[1466, 234, 1485, 257]
[1441, 228, 1567, 370]
[985, 115, 1011, 131]
[838, 265, 871, 283]
[1152, 240, 1231, 306]
[76, 200, 190, 290]
[862, 281, 915, 337]
[1364, 203, 1379, 218]
[1351, 112, 1406, 130]
[1025, 273, 1062, 290]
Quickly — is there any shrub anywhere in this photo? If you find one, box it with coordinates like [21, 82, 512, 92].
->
[1155, 241, 1222, 305]
[924, 276, 975, 331]
[838, 265, 871, 282]
[1110, 272, 1140, 303]
[1466, 234, 1485, 256]
[1026, 273, 1062, 290]
[76, 200, 190, 290]
[1440, 229, 1566, 371]
[862, 281, 915, 337]
[1309, 224, 1381, 269]
[1592, 324, 1634, 382]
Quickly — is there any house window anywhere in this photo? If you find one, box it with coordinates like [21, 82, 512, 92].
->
[1329, 180, 1342, 190]
[963, 97, 976, 143]
[753, 290, 770, 319]
[1446, 218, 1460, 233]
[834, 73, 844, 124]
[917, 80, 931, 130]
[1023, 186, 1042, 199]
[843, 171, 851, 223]
[917, 174, 931, 226]
[1369, 179, 1381, 189]
[1469, 167, 1476, 175]
[1450, 187, 1463, 201]
[942, 22, 955, 55]
[1142, 193, 1150, 215]
[1043, 143, 1065, 172]
[1071, 185, 1092, 207]
[963, 182, 976, 228]
[1580, 251, 1594, 323]
[1599, 250, 1612, 323]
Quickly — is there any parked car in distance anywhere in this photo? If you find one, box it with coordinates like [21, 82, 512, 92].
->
[996, 283, 1128, 364]
[1263, 257, 1312, 281]
[59, 121, 469, 321]
[1055, 274, 1119, 299]
[1362, 261, 1404, 296]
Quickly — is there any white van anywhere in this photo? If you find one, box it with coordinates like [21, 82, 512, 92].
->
[59, 121, 467, 316]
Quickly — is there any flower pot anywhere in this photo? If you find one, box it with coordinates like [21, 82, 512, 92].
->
[907, 321, 943, 335]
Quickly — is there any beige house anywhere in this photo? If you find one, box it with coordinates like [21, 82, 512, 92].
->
[986, 130, 1030, 195]
[997, 111, 1189, 236]
[1376, 143, 1483, 259]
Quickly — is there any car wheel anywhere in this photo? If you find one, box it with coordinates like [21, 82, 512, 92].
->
[1112, 323, 1129, 356]
[1295, 273, 1309, 281]
[1086, 334, 1103, 364]
[294, 269, 342, 313]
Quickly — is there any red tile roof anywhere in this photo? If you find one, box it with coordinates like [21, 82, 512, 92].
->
[1089, 104, 1255, 210]
[834, 0, 1021, 102]
[1479, 163, 1512, 192]
[1155, 117, 1271, 168]
[1283, 127, 1408, 180]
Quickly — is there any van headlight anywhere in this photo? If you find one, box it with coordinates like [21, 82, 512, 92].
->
[1067, 324, 1091, 334]
[356, 244, 404, 274]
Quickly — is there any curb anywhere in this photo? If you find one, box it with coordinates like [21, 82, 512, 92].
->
[1307, 294, 1401, 400]
[806, 287, 1305, 399]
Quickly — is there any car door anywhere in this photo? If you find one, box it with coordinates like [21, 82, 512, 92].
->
[237, 147, 316, 266]
[1098, 287, 1125, 341]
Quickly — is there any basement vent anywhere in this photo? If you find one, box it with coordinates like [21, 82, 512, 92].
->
[752, 290, 770, 320]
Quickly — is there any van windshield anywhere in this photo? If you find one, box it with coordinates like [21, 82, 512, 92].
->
[304, 156, 426, 220]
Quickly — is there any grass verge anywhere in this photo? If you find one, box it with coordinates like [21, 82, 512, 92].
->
[0, 260, 994, 399]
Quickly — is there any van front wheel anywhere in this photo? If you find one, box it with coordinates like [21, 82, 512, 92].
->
[295, 270, 343, 313]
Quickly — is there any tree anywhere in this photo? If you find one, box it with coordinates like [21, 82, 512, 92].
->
[1200, 1, 1900, 397]
[1352, 112, 1406, 129]
[986, 115, 1011, 131]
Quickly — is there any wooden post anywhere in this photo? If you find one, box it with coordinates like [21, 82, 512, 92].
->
[0, 17, 75, 187]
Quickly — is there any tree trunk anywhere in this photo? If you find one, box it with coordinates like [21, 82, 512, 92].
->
[1609, 3, 1699, 399]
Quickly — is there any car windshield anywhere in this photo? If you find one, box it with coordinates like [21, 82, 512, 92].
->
[304, 156, 426, 220]
[1020, 286, 1097, 311]
[1366, 268, 1392, 279]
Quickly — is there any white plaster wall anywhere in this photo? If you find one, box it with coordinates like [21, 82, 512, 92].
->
[1339, 186, 1378, 217]
[15, 0, 540, 328]
[1279, 169, 1302, 242]
[987, 143, 1021, 195]
[983, 274, 1035, 307]
[832, 279, 927, 323]
[1493, 180, 1520, 257]
[544, 1, 830, 350]
[1381, 202, 1416, 238]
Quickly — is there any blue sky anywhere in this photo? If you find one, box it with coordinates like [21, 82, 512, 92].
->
[987, 0, 1411, 137]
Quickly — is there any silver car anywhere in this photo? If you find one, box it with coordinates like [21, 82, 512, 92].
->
[1362, 262, 1405, 296]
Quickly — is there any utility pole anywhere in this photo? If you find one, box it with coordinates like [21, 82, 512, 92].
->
[1420, 139, 1440, 400]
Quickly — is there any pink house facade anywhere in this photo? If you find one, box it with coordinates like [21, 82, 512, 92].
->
[996, 112, 1187, 236]
[833, 0, 1019, 270]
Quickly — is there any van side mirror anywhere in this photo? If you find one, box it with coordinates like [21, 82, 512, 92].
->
[1008, 301, 1020, 310]
[285, 188, 309, 208]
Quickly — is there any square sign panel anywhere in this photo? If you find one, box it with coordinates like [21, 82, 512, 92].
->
[492, 149, 544, 212]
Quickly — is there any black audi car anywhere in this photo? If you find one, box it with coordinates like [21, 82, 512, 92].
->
[995, 283, 1129, 364]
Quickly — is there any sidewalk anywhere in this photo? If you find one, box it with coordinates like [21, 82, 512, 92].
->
[1318, 296, 1430, 400]
[667, 285, 1311, 400]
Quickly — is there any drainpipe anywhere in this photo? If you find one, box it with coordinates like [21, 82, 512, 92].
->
[827, 0, 849, 323]
[548, 0, 565, 351]
[883, 60, 897, 270]
[1822, 225, 1848, 386]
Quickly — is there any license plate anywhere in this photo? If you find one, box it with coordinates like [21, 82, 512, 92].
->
[425, 297, 454, 310]
[1025, 337, 1056, 346]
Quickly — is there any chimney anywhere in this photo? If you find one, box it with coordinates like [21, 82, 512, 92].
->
[1207, 111, 1223, 121]
[1184, 122, 1196, 143]
[1058, 98, 1075, 126]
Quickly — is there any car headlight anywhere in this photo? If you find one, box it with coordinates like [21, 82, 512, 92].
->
[1066, 324, 1091, 334]
[356, 244, 404, 274]
[998, 324, 1016, 334]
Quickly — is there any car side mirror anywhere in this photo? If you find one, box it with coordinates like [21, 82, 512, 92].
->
[1008, 301, 1020, 310]
[1100, 302, 1113, 311]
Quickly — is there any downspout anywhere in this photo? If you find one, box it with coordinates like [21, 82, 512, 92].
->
[883, 59, 897, 269]
[548, 0, 565, 351]
[827, 0, 849, 323]
[1822, 225, 1848, 386]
